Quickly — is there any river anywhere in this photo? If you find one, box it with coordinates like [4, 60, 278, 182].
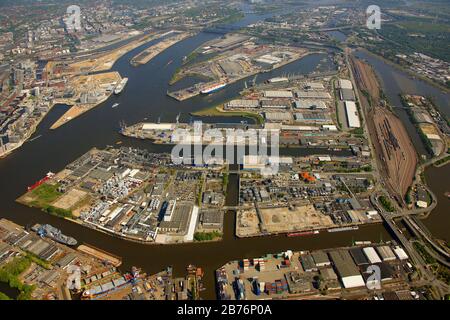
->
[1, 6, 448, 300]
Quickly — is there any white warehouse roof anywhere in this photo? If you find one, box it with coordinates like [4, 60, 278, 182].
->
[393, 246, 409, 260]
[341, 275, 366, 288]
[142, 123, 175, 130]
[264, 90, 293, 98]
[363, 247, 382, 264]
[339, 79, 353, 90]
[344, 101, 361, 128]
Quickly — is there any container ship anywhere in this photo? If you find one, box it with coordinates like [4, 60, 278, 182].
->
[114, 78, 128, 95]
[287, 230, 319, 237]
[200, 82, 227, 94]
[32, 223, 77, 246]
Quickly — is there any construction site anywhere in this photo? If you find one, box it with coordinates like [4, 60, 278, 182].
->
[50, 72, 122, 129]
[130, 31, 193, 66]
[350, 56, 417, 206]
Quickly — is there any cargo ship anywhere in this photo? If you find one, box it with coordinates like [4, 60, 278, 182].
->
[32, 223, 77, 246]
[200, 82, 227, 94]
[287, 230, 319, 237]
[27, 172, 55, 191]
[327, 226, 359, 233]
[114, 78, 128, 95]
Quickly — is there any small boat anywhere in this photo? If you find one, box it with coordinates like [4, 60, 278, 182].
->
[165, 60, 173, 67]
[112, 103, 120, 108]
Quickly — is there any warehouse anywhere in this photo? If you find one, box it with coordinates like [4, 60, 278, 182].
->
[261, 99, 291, 109]
[294, 112, 331, 123]
[344, 101, 361, 128]
[294, 100, 327, 109]
[311, 251, 331, 267]
[340, 88, 355, 101]
[299, 253, 318, 272]
[329, 250, 365, 288]
[376, 246, 397, 262]
[295, 91, 331, 99]
[142, 123, 175, 131]
[254, 54, 283, 66]
[263, 90, 293, 98]
[304, 82, 325, 90]
[349, 247, 369, 266]
[393, 246, 409, 260]
[282, 125, 320, 131]
[363, 247, 382, 264]
[338, 79, 353, 90]
[264, 112, 292, 122]
[226, 99, 260, 109]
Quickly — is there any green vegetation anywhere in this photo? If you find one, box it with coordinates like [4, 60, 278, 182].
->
[29, 183, 61, 207]
[24, 183, 73, 219]
[0, 256, 36, 300]
[350, 127, 364, 136]
[197, 176, 205, 207]
[0, 292, 11, 300]
[194, 231, 222, 241]
[413, 242, 436, 265]
[405, 186, 412, 205]
[382, 21, 450, 61]
[434, 155, 450, 167]
[222, 172, 229, 194]
[192, 105, 264, 125]
[43, 205, 73, 219]
[25, 253, 52, 270]
[379, 196, 394, 212]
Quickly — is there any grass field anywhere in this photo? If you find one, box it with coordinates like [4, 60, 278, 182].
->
[192, 105, 264, 125]
[29, 183, 61, 207]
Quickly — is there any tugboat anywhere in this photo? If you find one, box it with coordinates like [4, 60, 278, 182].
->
[32, 224, 77, 246]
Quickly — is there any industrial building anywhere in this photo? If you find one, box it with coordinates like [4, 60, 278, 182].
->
[294, 112, 331, 123]
[329, 250, 365, 289]
[263, 90, 293, 98]
[226, 99, 260, 109]
[311, 251, 331, 267]
[363, 247, 382, 264]
[340, 88, 355, 101]
[338, 78, 353, 90]
[376, 246, 397, 262]
[295, 91, 331, 99]
[344, 101, 361, 128]
[294, 100, 327, 110]
[349, 247, 369, 266]
[261, 99, 291, 109]
[264, 112, 292, 122]
[393, 246, 409, 260]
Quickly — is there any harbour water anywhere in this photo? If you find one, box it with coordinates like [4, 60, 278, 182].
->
[0, 8, 447, 299]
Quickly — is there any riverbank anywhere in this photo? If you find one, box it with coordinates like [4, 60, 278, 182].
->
[357, 47, 450, 95]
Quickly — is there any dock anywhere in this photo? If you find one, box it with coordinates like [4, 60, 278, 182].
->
[77, 244, 122, 267]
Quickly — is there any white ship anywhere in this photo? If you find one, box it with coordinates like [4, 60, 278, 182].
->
[200, 82, 227, 94]
[114, 78, 128, 95]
